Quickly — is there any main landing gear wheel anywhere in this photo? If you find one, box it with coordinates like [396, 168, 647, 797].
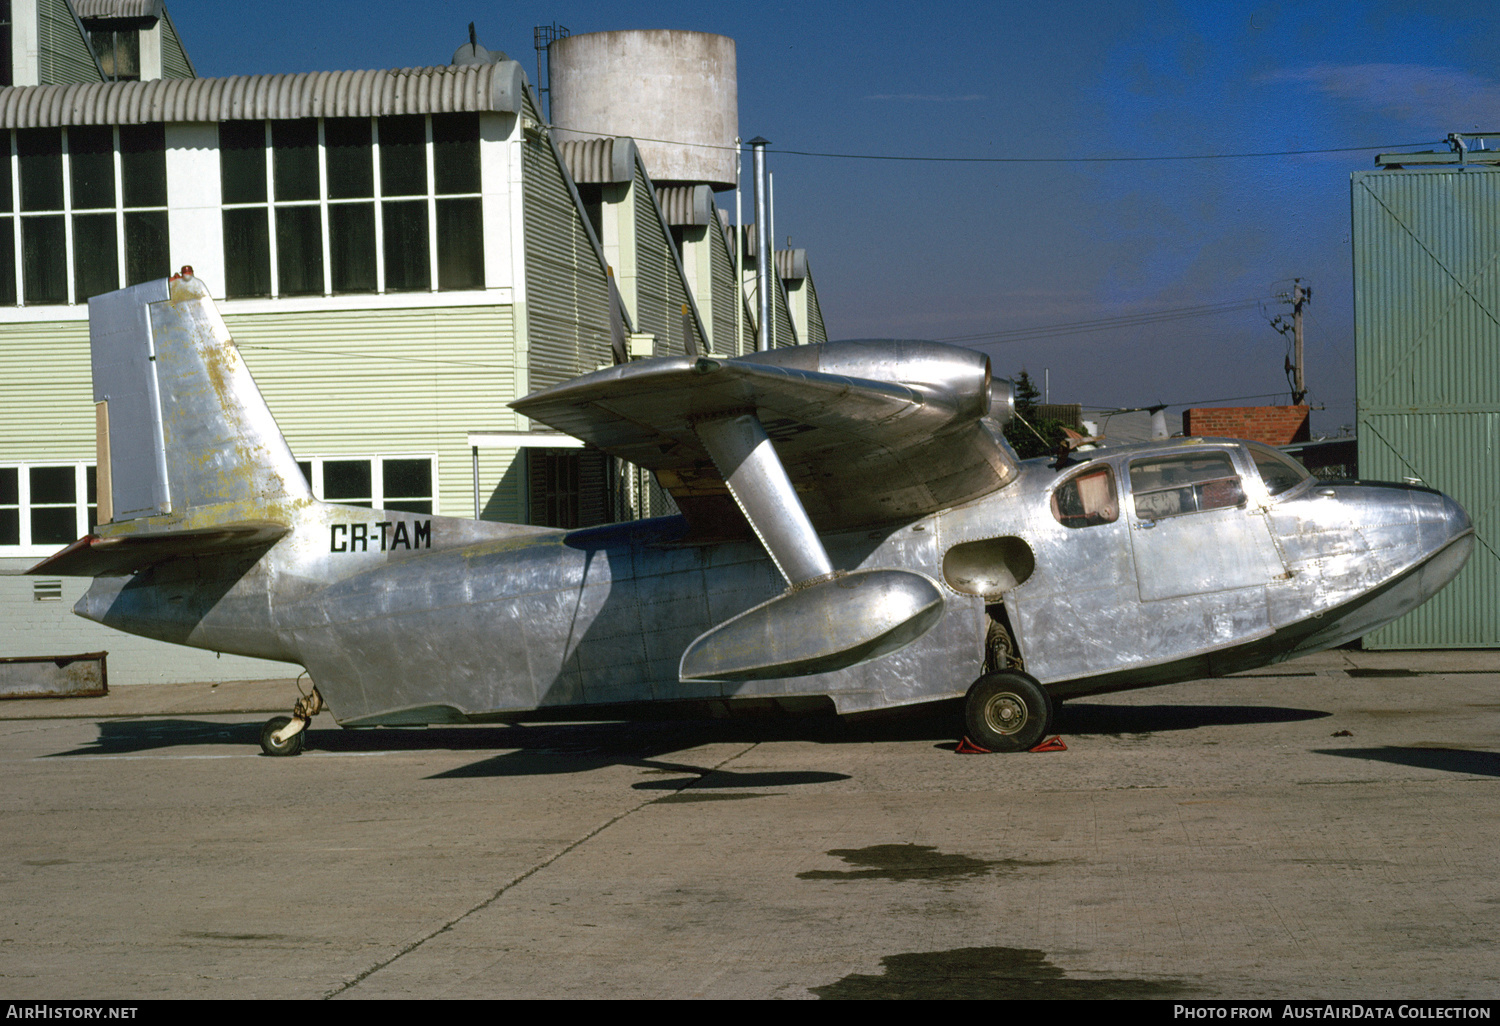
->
[260, 716, 305, 757]
[963, 671, 1054, 753]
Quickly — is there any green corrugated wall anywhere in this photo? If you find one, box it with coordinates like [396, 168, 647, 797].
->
[801, 270, 827, 346]
[38, 0, 100, 84]
[1352, 166, 1500, 647]
[0, 318, 92, 462]
[522, 94, 612, 390]
[224, 306, 520, 522]
[160, 14, 195, 79]
[710, 221, 754, 355]
[771, 266, 796, 349]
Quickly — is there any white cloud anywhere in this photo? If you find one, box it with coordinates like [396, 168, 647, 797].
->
[1268, 63, 1500, 129]
[863, 93, 986, 102]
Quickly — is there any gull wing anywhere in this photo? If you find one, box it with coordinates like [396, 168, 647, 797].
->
[511, 340, 1018, 534]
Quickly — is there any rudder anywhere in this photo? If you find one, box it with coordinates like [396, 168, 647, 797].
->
[90, 269, 311, 524]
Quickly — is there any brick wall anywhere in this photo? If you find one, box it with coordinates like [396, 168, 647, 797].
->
[1182, 406, 1310, 445]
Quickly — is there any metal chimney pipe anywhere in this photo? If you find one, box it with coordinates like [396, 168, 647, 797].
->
[749, 137, 771, 351]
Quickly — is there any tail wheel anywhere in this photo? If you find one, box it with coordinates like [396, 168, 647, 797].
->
[964, 671, 1054, 752]
[259, 716, 305, 757]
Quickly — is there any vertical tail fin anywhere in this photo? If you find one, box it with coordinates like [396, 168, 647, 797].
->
[89, 270, 311, 524]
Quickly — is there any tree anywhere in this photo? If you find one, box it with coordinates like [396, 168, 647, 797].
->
[1002, 369, 1070, 460]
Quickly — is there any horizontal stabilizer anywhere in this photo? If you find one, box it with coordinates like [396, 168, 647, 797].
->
[26, 521, 289, 577]
[679, 568, 945, 682]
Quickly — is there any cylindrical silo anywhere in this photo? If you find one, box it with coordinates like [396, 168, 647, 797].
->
[548, 30, 738, 190]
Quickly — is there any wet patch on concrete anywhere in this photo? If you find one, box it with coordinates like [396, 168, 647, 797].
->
[810, 946, 1195, 999]
[796, 843, 1052, 883]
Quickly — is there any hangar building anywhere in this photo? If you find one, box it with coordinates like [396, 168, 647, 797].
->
[1352, 137, 1500, 648]
[0, 13, 830, 683]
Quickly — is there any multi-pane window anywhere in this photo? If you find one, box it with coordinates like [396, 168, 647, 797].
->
[221, 114, 484, 299]
[0, 125, 168, 306]
[0, 5, 11, 88]
[528, 449, 611, 529]
[0, 464, 98, 551]
[1129, 452, 1245, 521]
[294, 455, 436, 514]
[90, 25, 141, 82]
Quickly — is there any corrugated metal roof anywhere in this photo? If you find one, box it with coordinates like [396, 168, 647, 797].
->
[557, 137, 635, 184]
[657, 184, 713, 226]
[0, 61, 526, 127]
[73, 1, 163, 20]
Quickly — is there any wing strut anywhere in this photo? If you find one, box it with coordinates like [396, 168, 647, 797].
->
[694, 413, 832, 587]
[682, 411, 946, 684]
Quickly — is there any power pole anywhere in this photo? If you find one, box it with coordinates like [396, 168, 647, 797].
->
[1270, 279, 1311, 404]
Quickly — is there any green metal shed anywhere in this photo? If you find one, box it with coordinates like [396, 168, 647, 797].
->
[1352, 163, 1500, 647]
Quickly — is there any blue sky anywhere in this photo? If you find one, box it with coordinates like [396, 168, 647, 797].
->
[168, 1, 1499, 435]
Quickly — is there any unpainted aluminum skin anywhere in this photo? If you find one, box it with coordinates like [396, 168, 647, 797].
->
[33, 275, 1475, 736]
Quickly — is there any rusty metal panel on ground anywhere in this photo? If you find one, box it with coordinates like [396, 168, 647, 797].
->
[0, 652, 107, 698]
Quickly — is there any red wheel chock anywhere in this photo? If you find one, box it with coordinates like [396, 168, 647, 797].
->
[956, 735, 1068, 754]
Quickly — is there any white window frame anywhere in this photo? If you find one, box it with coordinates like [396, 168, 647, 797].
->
[0, 461, 95, 558]
[296, 454, 439, 513]
[4, 127, 170, 307]
[220, 115, 483, 300]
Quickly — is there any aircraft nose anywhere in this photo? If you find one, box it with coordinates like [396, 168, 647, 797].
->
[1439, 491, 1472, 541]
[1410, 488, 1474, 598]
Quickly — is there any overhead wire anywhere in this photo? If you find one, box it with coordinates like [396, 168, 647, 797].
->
[547, 123, 1443, 165]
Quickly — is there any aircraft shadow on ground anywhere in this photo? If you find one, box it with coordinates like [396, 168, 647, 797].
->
[1312, 745, 1500, 778]
[42, 716, 856, 786]
[1056, 703, 1331, 735]
[43, 702, 1331, 780]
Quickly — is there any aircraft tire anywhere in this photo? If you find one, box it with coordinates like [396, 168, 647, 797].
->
[259, 716, 305, 757]
[963, 671, 1053, 753]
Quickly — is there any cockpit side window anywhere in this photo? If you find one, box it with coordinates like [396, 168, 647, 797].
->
[1246, 442, 1311, 497]
[1051, 465, 1119, 528]
[1129, 452, 1244, 520]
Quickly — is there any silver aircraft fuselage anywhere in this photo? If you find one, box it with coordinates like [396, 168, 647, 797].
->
[76, 437, 1473, 726]
[45, 275, 1473, 736]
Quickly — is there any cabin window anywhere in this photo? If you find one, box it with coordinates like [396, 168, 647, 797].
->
[220, 114, 485, 300]
[1246, 442, 1311, 497]
[1129, 452, 1244, 520]
[1051, 465, 1118, 528]
[0, 463, 97, 553]
[294, 455, 436, 514]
